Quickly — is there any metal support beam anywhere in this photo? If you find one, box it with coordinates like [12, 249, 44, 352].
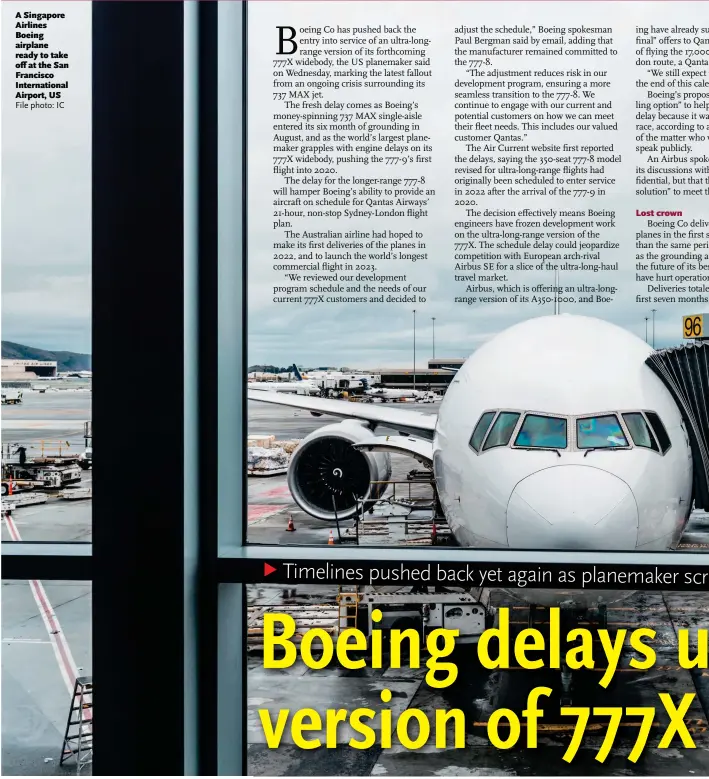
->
[92, 3, 191, 773]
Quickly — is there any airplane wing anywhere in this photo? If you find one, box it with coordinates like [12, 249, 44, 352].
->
[247, 390, 437, 440]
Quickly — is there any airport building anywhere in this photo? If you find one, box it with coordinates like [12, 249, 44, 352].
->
[1, 359, 57, 380]
[366, 359, 464, 391]
[428, 358, 465, 370]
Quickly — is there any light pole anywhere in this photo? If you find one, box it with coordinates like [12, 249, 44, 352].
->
[413, 309, 417, 392]
[554, 267, 560, 314]
[431, 317, 436, 359]
[651, 309, 657, 348]
[645, 317, 649, 344]
[414, 309, 416, 392]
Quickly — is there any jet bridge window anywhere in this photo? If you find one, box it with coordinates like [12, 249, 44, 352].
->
[622, 412, 659, 451]
[515, 414, 568, 449]
[469, 411, 496, 452]
[482, 411, 520, 450]
[644, 411, 672, 454]
[576, 414, 628, 449]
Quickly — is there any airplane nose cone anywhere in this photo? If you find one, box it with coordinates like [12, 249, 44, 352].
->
[506, 466, 638, 549]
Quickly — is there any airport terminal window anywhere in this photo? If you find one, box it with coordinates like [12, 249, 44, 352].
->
[645, 411, 672, 453]
[514, 414, 568, 449]
[622, 413, 659, 451]
[469, 411, 496, 452]
[482, 412, 520, 450]
[576, 414, 629, 449]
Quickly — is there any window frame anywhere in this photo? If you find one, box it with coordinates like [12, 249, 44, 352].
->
[622, 411, 660, 452]
[468, 410, 496, 452]
[512, 411, 569, 451]
[644, 410, 673, 454]
[3, 4, 703, 777]
[575, 412, 631, 451]
[481, 410, 522, 451]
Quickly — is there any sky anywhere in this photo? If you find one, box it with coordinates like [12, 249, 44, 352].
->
[247, 1, 709, 368]
[1, 2, 706, 363]
[2, 2, 91, 353]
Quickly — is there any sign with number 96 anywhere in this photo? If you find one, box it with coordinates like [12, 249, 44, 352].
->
[683, 315, 704, 339]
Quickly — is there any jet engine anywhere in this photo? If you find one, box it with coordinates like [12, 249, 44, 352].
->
[287, 420, 392, 521]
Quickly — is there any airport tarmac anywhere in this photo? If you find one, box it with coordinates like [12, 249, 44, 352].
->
[2, 388, 92, 775]
[1, 389, 92, 543]
[247, 584, 709, 776]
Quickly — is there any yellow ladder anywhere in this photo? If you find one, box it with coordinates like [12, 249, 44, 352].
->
[336, 586, 360, 632]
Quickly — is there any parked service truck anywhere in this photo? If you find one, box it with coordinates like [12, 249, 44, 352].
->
[79, 421, 92, 470]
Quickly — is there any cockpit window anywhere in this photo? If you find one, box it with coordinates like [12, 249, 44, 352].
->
[515, 414, 568, 449]
[469, 411, 496, 452]
[622, 413, 659, 451]
[576, 414, 628, 449]
[482, 412, 521, 450]
[645, 411, 671, 453]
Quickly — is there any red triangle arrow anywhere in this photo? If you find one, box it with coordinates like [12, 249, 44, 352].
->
[264, 562, 276, 576]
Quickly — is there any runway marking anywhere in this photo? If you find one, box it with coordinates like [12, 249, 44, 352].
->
[249, 484, 291, 500]
[472, 720, 707, 732]
[1, 420, 85, 431]
[3, 512, 90, 720]
[511, 606, 709, 612]
[510, 621, 662, 627]
[3, 638, 52, 644]
[506, 665, 709, 676]
[248, 505, 287, 523]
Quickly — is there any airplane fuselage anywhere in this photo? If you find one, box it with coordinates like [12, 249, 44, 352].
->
[433, 315, 694, 608]
[247, 315, 696, 612]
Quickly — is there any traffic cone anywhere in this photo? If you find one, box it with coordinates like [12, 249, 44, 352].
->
[7, 480, 12, 496]
[328, 529, 335, 545]
[431, 521, 437, 544]
[286, 515, 296, 532]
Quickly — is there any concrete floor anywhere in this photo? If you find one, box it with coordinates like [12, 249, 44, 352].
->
[2, 389, 92, 775]
[247, 585, 709, 776]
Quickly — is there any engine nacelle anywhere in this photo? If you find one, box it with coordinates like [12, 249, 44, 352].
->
[287, 421, 392, 521]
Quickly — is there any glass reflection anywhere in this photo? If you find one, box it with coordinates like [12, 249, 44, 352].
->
[577, 414, 628, 449]
[515, 414, 567, 449]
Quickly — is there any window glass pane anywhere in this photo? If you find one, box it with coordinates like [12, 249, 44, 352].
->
[576, 415, 628, 449]
[482, 412, 520, 450]
[2, 579, 91, 775]
[515, 414, 567, 449]
[645, 411, 672, 453]
[469, 411, 496, 452]
[2, 2, 92, 542]
[622, 413, 658, 450]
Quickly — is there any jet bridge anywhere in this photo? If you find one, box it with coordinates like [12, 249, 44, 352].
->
[646, 341, 709, 510]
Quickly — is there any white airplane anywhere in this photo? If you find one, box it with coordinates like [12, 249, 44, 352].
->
[59, 371, 92, 379]
[364, 387, 427, 402]
[248, 314, 699, 612]
[248, 364, 321, 396]
[307, 369, 379, 381]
